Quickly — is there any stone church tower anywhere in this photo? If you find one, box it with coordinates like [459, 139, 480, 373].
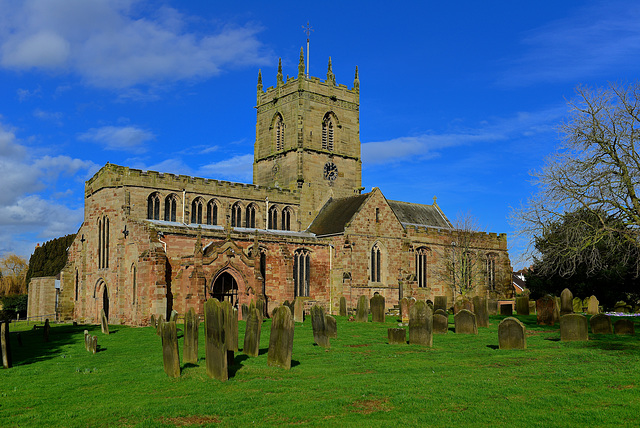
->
[254, 49, 362, 228]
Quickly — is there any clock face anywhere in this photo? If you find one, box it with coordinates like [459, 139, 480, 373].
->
[324, 161, 338, 181]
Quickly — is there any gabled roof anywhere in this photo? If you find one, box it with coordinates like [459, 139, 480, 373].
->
[307, 193, 371, 236]
[387, 200, 452, 229]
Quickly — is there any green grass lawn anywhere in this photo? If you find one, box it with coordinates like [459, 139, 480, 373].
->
[1, 314, 640, 427]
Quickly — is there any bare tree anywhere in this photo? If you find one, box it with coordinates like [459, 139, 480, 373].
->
[0, 254, 28, 295]
[512, 82, 640, 277]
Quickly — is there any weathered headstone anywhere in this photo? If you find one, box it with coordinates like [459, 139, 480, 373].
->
[268, 305, 295, 370]
[90, 335, 98, 354]
[100, 309, 109, 335]
[454, 309, 478, 335]
[355, 295, 369, 322]
[500, 304, 513, 316]
[370, 294, 385, 323]
[204, 298, 227, 381]
[241, 303, 249, 321]
[515, 297, 529, 316]
[434, 296, 448, 314]
[221, 301, 238, 353]
[498, 317, 526, 350]
[454, 298, 473, 314]
[434, 308, 447, 317]
[536, 295, 555, 326]
[473, 296, 489, 328]
[156, 315, 165, 336]
[488, 299, 498, 315]
[614, 318, 635, 335]
[388, 328, 406, 344]
[161, 321, 180, 378]
[243, 307, 262, 357]
[339, 296, 347, 317]
[1, 321, 12, 369]
[169, 309, 178, 323]
[614, 301, 629, 313]
[409, 301, 433, 346]
[590, 314, 613, 334]
[560, 314, 588, 341]
[150, 314, 156, 328]
[256, 299, 265, 320]
[399, 297, 410, 323]
[310, 305, 330, 348]
[293, 298, 304, 323]
[560, 288, 573, 315]
[528, 300, 536, 315]
[44, 319, 50, 342]
[587, 296, 599, 315]
[433, 313, 449, 334]
[84, 329, 90, 352]
[183, 307, 199, 365]
[325, 315, 337, 338]
[572, 297, 583, 313]
[553, 298, 561, 324]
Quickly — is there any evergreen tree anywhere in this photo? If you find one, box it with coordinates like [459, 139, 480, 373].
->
[25, 234, 76, 286]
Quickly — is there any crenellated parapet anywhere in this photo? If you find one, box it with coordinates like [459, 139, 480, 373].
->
[404, 224, 508, 251]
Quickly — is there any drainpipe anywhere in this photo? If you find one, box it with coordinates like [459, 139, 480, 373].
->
[265, 197, 269, 229]
[182, 189, 186, 224]
[329, 244, 334, 314]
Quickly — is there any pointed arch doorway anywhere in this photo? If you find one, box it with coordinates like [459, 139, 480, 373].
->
[209, 271, 239, 308]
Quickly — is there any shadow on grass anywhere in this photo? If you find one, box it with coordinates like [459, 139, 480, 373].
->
[486, 345, 499, 350]
[258, 347, 269, 356]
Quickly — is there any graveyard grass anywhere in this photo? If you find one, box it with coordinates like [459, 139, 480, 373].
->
[2, 314, 640, 427]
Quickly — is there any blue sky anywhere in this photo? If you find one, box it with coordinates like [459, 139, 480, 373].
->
[1, 0, 640, 269]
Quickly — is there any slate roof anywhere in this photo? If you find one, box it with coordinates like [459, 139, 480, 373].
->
[307, 193, 371, 236]
[387, 200, 452, 229]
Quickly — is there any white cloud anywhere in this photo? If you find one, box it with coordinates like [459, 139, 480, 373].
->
[0, 0, 271, 88]
[33, 109, 63, 125]
[200, 154, 254, 182]
[79, 125, 155, 153]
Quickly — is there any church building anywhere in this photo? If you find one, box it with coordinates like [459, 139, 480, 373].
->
[41, 49, 511, 325]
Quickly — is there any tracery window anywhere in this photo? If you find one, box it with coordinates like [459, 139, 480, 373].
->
[164, 194, 177, 222]
[416, 247, 429, 288]
[191, 198, 204, 224]
[486, 254, 496, 290]
[245, 204, 256, 228]
[231, 202, 242, 227]
[371, 243, 381, 283]
[268, 205, 279, 230]
[98, 215, 109, 269]
[322, 115, 334, 151]
[147, 193, 160, 220]
[207, 199, 218, 225]
[275, 114, 284, 151]
[281, 207, 291, 231]
[293, 249, 310, 297]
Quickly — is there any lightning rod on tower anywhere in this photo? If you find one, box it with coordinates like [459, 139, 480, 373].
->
[302, 21, 313, 78]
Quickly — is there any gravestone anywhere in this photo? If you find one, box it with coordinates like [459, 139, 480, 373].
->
[100, 309, 109, 335]
[84, 330, 89, 352]
[243, 307, 262, 357]
[434, 296, 448, 314]
[355, 295, 369, 322]
[222, 301, 239, 355]
[256, 299, 265, 320]
[241, 303, 249, 321]
[528, 300, 536, 315]
[572, 297, 583, 313]
[553, 298, 561, 324]
[515, 297, 529, 315]
[90, 335, 98, 354]
[500, 304, 513, 316]
[614, 301, 629, 313]
[370, 294, 385, 323]
[1, 321, 12, 369]
[587, 296, 599, 315]
[388, 328, 406, 344]
[473, 296, 489, 328]
[498, 317, 526, 350]
[560, 288, 573, 315]
[183, 307, 199, 365]
[560, 314, 588, 341]
[408, 297, 417, 316]
[293, 298, 304, 323]
[409, 301, 433, 346]
[150, 314, 156, 328]
[454, 309, 478, 335]
[433, 313, 449, 334]
[536, 295, 555, 326]
[454, 298, 473, 314]
[268, 305, 295, 370]
[310, 305, 330, 348]
[325, 315, 337, 338]
[589, 314, 613, 334]
[169, 310, 178, 323]
[161, 321, 180, 378]
[399, 297, 410, 323]
[204, 298, 227, 381]
[488, 299, 498, 315]
[435, 308, 448, 317]
[44, 319, 50, 342]
[156, 315, 165, 336]
[614, 319, 635, 335]
[339, 296, 347, 317]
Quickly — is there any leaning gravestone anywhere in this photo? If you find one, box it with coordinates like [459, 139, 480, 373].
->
[183, 307, 199, 365]
[536, 295, 555, 326]
[488, 299, 498, 315]
[221, 301, 238, 353]
[256, 299, 265, 320]
[243, 307, 262, 357]
[293, 298, 304, 323]
[90, 335, 98, 354]
[355, 295, 369, 322]
[454, 309, 478, 335]
[325, 315, 337, 338]
[1, 321, 12, 369]
[101, 309, 109, 335]
[433, 313, 449, 334]
[370, 294, 385, 323]
[409, 301, 433, 346]
[399, 297, 410, 323]
[241, 303, 249, 321]
[560, 288, 573, 315]
[339, 296, 347, 317]
[434, 296, 448, 314]
[515, 297, 529, 316]
[614, 319, 635, 335]
[590, 314, 613, 334]
[560, 314, 588, 341]
[473, 296, 489, 328]
[500, 304, 513, 316]
[268, 306, 295, 370]
[587, 296, 600, 315]
[388, 328, 406, 344]
[498, 317, 526, 350]
[169, 310, 178, 323]
[156, 315, 165, 336]
[572, 297, 583, 314]
[204, 298, 227, 381]
[310, 305, 330, 348]
[150, 314, 156, 328]
[161, 321, 180, 378]
[44, 319, 50, 342]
